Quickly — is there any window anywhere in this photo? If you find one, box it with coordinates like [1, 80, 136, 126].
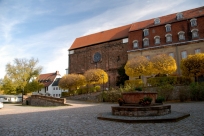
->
[169, 52, 174, 58]
[191, 29, 199, 38]
[133, 40, 138, 48]
[56, 87, 58, 90]
[165, 24, 171, 32]
[56, 94, 58, 97]
[53, 87, 55, 90]
[195, 49, 201, 54]
[190, 18, 197, 27]
[143, 38, 149, 46]
[53, 94, 55, 97]
[154, 36, 160, 44]
[59, 94, 61, 97]
[165, 34, 172, 43]
[143, 29, 149, 36]
[146, 55, 150, 60]
[181, 51, 187, 59]
[178, 31, 185, 41]
[154, 18, 160, 25]
[176, 12, 183, 20]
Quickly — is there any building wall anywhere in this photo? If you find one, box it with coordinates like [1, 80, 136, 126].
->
[69, 39, 129, 87]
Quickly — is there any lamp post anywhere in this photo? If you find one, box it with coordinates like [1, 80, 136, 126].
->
[102, 74, 104, 102]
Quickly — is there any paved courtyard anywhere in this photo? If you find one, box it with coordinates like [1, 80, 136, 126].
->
[0, 100, 204, 136]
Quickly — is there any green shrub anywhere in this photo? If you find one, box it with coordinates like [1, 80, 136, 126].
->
[178, 86, 190, 102]
[189, 82, 204, 101]
[139, 96, 152, 106]
[125, 79, 143, 88]
[158, 84, 174, 101]
[95, 85, 101, 92]
[102, 90, 121, 102]
[155, 96, 165, 103]
[135, 87, 142, 91]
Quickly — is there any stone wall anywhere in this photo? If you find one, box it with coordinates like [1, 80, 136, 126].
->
[66, 92, 102, 102]
[28, 95, 67, 106]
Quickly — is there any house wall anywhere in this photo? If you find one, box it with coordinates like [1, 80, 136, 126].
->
[69, 39, 129, 87]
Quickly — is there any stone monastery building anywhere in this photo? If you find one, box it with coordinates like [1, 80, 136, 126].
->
[68, 6, 204, 88]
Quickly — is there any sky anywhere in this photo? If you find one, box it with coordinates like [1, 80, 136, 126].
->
[0, 0, 203, 78]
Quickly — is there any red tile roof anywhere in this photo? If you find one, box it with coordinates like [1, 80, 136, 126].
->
[69, 6, 204, 50]
[130, 6, 204, 31]
[69, 24, 131, 50]
[38, 71, 60, 87]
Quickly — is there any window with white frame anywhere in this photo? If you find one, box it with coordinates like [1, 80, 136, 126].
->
[143, 38, 149, 46]
[133, 40, 138, 48]
[178, 31, 185, 41]
[191, 29, 199, 38]
[56, 87, 58, 90]
[143, 29, 149, 36]
[195, 48, 201, 54]
[154, 36, 160, 44]
[181, 51, 187, 59]
[169, 52, 174, 58]
[176, 12, 183, 20]
[165, 34, 172, 42]
[190, 18, 197, 27]
[53, 94, 55, 97]
[154, 18, 160, 25]
[53, 87, 55, 90]
[165, 24, 171, 32]
[146, 55, 150, 60]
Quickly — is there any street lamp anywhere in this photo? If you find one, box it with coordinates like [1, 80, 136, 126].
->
[101, 74, 104, 102]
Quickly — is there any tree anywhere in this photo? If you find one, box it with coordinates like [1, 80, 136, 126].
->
[58, 74, 86, 92]
[180, 53, 204, 81]
[116, 64, 129, 86]
[124, 56, 152, 77]
[3, 58, 42, 94]
[151, 54, 177, 75]
[84, 69, 108, 85]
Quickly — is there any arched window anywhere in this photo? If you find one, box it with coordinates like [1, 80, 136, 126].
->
[143, 29, 149, 36]
[178, 31, 185, 41]
[154, 36, 160, 44]
[165, 24, 171, 32]
[165, 34, 172, 43]
[191, 29, 199, 38]
[190, 18, 197, 27]
[143, 38, 149, 46]
[133, 40, 138, 48]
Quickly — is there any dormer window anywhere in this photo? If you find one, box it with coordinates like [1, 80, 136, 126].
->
[165, 34, 172, 43]
[191, 29, 199, 38]
[154, 18, 160, 25]
[143, 29, 149, 36]
[165, 24, 171, 32]
[178, 31, 185, 41]
[133, 40, 138, 48]
[190, 18, 197, 27]
[176, 12, 183, 20]
[143, 38, 149, 46]
[154, 36, 160, 44]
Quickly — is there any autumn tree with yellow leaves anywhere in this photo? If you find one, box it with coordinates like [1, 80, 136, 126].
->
[59, 74, 86, 91]
[151, 54, 177, 75]
[124, 56, 152, 77]
[84, 69, 108, 85]
[180, 53, 204, 80]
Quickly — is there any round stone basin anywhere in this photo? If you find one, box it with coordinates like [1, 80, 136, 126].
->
[122, 91, 157, 104]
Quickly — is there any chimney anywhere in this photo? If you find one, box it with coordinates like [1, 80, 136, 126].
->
[56, 71, 59, 75]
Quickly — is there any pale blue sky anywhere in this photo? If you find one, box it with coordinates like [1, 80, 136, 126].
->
[0, 0, 203, 78]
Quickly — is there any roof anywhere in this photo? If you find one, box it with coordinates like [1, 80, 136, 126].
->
[52, 78, 61, 86]
[38, 71, 60, 87]
[69, 24, 131, 50]
[130, 6, 204, 31]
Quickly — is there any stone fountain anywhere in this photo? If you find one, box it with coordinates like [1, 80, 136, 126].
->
[112, 91, 171, 117]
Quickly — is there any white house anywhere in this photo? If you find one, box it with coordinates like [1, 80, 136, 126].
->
[33, 71, 68, 97]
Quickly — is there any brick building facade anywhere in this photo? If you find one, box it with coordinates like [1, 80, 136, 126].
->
[69, 6, 204, 87]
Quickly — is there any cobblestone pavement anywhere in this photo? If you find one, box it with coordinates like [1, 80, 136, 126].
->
[0, 100, 204, 136]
